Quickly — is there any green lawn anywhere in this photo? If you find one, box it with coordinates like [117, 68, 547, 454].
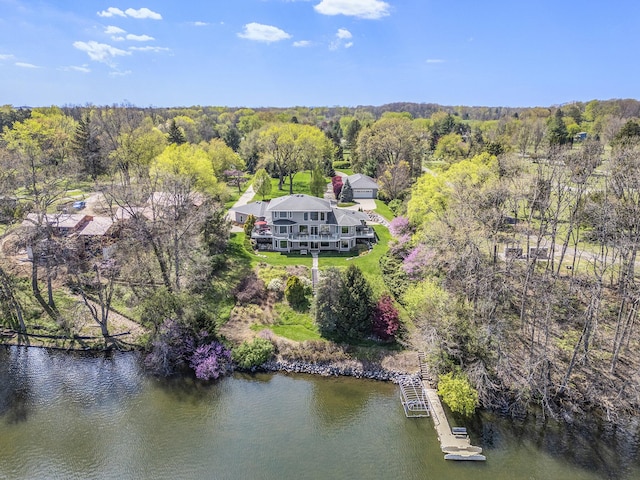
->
[336, 168, 354, 176]
[251, 304, 321, 342]
[252, 171, 329, 201]
[373, 200, 395, 221]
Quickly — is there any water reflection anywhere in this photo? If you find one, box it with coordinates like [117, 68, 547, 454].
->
[0, 346, 639, 480]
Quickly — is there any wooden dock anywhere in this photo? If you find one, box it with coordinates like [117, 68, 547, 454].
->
[424, 387, 486, 461]
[415, 351, 485, 461]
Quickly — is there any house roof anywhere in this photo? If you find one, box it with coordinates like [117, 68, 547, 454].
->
[230, 201, 269, 218]
[331, 208, 369, 226]
[22, 213, 89, 229]
[266, 194, 332, 212]
[78, 216, 114, 236]
[347, 173, 379, 190]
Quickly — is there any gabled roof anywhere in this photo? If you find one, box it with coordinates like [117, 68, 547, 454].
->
[78, 217, 114, 236]
[267, 194, 332, 212]
[347, 173, 379, 190]
[230, 201, 269, 218]
[332, 208, 369, 226]
[21, 213, 89, 229]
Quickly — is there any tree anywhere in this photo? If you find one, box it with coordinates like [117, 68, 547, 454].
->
[336, 265, 374, 340]
[372, 294, 400, 341]
[332, 176, 343, 198]
[167, 119, 187, 145]
[224, 168, 247, 193]
[223, 127, 242, 152]
[310, 164, 326, 198]
[72, 111, 105, 180]
[547, 108, 569, 146]
[253, 168, 272, 200]
[232, 338, 275, 369]
[378, 160, 411, 200]
[315, 268, 343, 337]
[244, 214, 256, 237]
[613, 119, 640, 146]
[285, 275, 310, 311]
[339, 178, 353, 203]
[437, 371, 479, 416]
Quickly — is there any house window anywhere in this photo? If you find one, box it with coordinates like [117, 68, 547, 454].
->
[304, 212, 308, 221]
[320, 212, 325, 221]
[341, 241, 349, 249]
[299, 225, 308, 234]
[321, 242, 330, 247]
[279, 226, 288, 234]
[320, 225, 330, 234]
[341, 226, 349, 234]
[311, 212, 318, 221]
[280, 240, 288, 248]
[300, 241, 308, 247]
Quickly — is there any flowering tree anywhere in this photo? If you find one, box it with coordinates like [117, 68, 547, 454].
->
[402, 244, 435, 280]
[372, 294, 400, 341]
[389, 216, 412, 237]
[332, 175, 343, 197]
[190, 342, 232, 380]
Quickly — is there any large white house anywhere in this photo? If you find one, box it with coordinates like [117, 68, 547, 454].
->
[230, 194, 375, 252]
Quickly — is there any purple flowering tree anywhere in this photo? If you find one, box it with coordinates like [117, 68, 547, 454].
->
[372, 294, 400, 341]
[402, 244, 435, 280]
[389, 216, 412, 237]
[189, 342, 232, 380]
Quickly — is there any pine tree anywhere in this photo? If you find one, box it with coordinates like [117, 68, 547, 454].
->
[168, 119, 186, 145]
[314, 268, 343, 337]
[547, 109, 569, 146]
[72, 112, 104, 180]
[336, 264, 374, 340]
[339, 178, 353, 203]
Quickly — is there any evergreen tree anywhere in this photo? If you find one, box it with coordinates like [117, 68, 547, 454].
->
[547, 109, 569, 146]
[223, 127, 242, 151]
[345, 119, 361, 149]
[314, 268, 343, 337]
[72, 112, 104, 180]
[339, 178, 353, 203]
[613, 120, 640, 146]
[310, 164, 326, 198]
[253, 168, 272, 200]
[168, 119, 186, 145]
[336, 265, 374, 340]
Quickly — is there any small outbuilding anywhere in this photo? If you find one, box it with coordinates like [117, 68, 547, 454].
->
[346, 173, 379, 199]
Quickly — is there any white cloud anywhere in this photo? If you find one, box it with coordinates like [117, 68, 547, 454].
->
[15, 62, 41, 69]
[98, 7, 162, 20]
[73, 41, 131, 65]
[238, 23, 292, 43]
[125, 8, 162, 20]
[60, 65, 91, 73]
[336, 28, 352, 39]
[193, 21, 209, 27]
[126, 34, 154, 42]
[293, 40, 312, 47]
[129, 46, 170, 53]
[330, 28, 354, 50]
[314, 0, 390, 19]
[0, 54, 15, 60]
[109, 70, 132, 77]
[105, 26, 126, 35]
[98, 7, 126, 18]
[426, 59, 445, 64]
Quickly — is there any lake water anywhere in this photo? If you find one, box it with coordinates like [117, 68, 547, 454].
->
[0, 346, 638, 480]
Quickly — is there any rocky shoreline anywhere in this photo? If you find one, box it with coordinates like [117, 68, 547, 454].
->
[258, 359, 418, 383]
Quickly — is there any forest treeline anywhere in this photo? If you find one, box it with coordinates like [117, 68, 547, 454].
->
[2, 98, 640, 422]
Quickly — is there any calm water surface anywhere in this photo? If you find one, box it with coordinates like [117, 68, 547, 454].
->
[0, 346, 638, 480]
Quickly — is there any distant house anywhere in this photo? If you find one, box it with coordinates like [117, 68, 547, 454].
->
[346, 173, 379, 199]
[21, 213, 91, 236]
[230, 194, 375, 252]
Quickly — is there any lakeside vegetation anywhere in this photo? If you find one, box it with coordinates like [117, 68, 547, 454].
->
[2, 99, 640, 422]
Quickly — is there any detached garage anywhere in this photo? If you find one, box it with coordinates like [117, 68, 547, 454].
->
[347, 174, 379, 199]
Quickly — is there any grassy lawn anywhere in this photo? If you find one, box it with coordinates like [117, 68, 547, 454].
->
[373, 200, 395, 221]
[318, 224, 391, 295]
[224, 177, 253, 209]
[336, 168, 354, 176]
[252, 304, 321, 342]
[252, 171, 329, 202]
[228, 232, 314, 268]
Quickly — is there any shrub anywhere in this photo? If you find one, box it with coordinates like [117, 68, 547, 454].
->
[244, 214, 256, 237]
[372, 294, 400, 341]
[190, 342, 232, 380]
[402, 244, 435, 280]
[437, 371, 479, 416]
[333, 160, 351, 169]
[285, 275, 310, 311]
[232, 338, 275, 369]
[389, 216, 412, 237]
[233, 272, 266, 304]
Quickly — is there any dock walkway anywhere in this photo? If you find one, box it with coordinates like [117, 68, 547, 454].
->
[424, 387, 486, 461]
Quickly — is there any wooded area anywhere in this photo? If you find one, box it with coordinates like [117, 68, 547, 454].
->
[2, 99, 640, 422]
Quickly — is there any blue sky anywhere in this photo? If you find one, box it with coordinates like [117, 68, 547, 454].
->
[1, 0, 639, 108]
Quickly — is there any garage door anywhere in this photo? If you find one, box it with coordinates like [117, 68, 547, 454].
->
[353, 189, 372, 198]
